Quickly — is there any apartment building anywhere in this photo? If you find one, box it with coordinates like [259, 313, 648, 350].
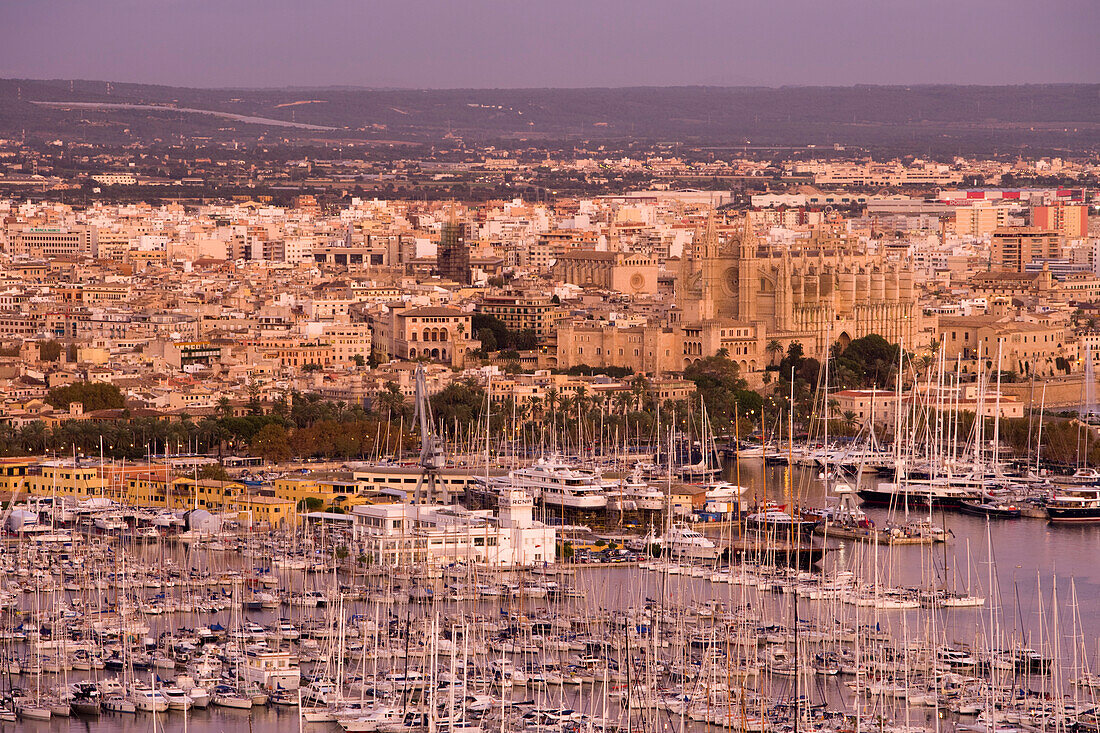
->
[476, 291, 559, 338]
[990, 227, 1062, 272]
[1033, 203, 1088, 239]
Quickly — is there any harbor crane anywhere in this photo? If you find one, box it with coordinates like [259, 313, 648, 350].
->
[412, 363, 449, 504]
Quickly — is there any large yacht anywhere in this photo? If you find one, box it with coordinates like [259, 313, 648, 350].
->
[702, 482, 749, 515]
[608, 465, 666, 511]
[241, 649, 301, 691]
[1045, 486, 1100, 522]
[499, 456, 609, 510]
[857, 477, 983, 508]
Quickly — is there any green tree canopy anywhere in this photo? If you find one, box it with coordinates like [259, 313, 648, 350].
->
[45, 382, 125, 412]
[683, 353, 761, 432]
[833, 334, 903, 389]
[250, 423, 291, 463]
[430, 380, 487, 428]
[39, 340, 63, 362]
[471, 313, 538, 352]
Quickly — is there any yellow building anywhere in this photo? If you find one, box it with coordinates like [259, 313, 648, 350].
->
[24, 462, 109, 500]
[123, 475, 294, 525]
[0, 458, 34, 498]
[268, 473, 362, 510]
[120, 474, 247, 510]
[232, 494, 296, 528]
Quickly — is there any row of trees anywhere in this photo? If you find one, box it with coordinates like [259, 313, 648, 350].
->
[13, 333, 1097, 466]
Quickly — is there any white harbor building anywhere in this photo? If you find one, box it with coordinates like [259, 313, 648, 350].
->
[348, 487, 556, 568]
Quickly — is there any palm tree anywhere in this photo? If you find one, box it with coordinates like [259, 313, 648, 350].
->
[842, 410, 858, 432]
[574, 386, 588, 417]
[629, 374, 650, 411]
[378, 382, 408, 420]
[766, 339, 783, 366]
[216, 396, 233, 419]
[19, 421, 47, 454]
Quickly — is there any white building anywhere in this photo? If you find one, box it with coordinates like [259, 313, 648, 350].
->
[349, 488, 556, 568]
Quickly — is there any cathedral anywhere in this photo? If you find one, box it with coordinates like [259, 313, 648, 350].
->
[676, 214, 919, 371]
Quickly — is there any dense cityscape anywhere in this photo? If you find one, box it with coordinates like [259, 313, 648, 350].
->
[1, 1, 1099, 731]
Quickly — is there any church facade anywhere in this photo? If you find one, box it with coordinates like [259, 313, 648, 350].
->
[675, 215, 920, 376]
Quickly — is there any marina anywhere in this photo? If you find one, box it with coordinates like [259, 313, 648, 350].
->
[0, 452, 1096, 733]
[2, 358, 1100, 733]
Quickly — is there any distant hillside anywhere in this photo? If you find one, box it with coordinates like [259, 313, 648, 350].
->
[1, 79, 1098, 155]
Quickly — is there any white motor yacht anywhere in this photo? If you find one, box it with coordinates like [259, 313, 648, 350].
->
[161, 686, 193, 711]
[502, 455, 608, 510]
[655, 525, 719, 560]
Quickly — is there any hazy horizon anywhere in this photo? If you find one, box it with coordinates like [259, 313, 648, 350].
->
[2, 0, 1097, 89]
[11, 79, 1100, 93]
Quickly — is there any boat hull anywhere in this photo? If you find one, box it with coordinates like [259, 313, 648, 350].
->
[1046, 506, 1100, 522]
[857, 487, 971, 509]
[958, 501, 1021, 519]
[70, 701, 100, 716]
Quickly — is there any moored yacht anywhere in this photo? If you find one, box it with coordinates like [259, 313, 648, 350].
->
[241, 649, 301, 691]
[702, 481, 748, 516]
[654, 524, 719, 560]
[1060, 467, 1100, 485]
[502, 455, 608, 510]
[162, 686, 193, 711]
[745, 503, 820, 535]
[1045, 486, 1100, 522]
[857, 477, 982, 508]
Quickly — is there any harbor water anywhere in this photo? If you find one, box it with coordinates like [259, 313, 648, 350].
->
[4, 461, 1099, 733]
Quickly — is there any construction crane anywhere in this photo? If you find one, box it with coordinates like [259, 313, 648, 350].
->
[412, 364, 449, 505]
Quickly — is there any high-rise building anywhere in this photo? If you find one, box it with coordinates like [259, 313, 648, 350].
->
[1033, 204, 1088, 239]
[991, 227, 1063, 272]
[953, 202, 1012, 237]
[438, 222, 471, 285]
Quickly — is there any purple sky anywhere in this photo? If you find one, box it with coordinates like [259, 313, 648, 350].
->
[2, 0, 1097, 88]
